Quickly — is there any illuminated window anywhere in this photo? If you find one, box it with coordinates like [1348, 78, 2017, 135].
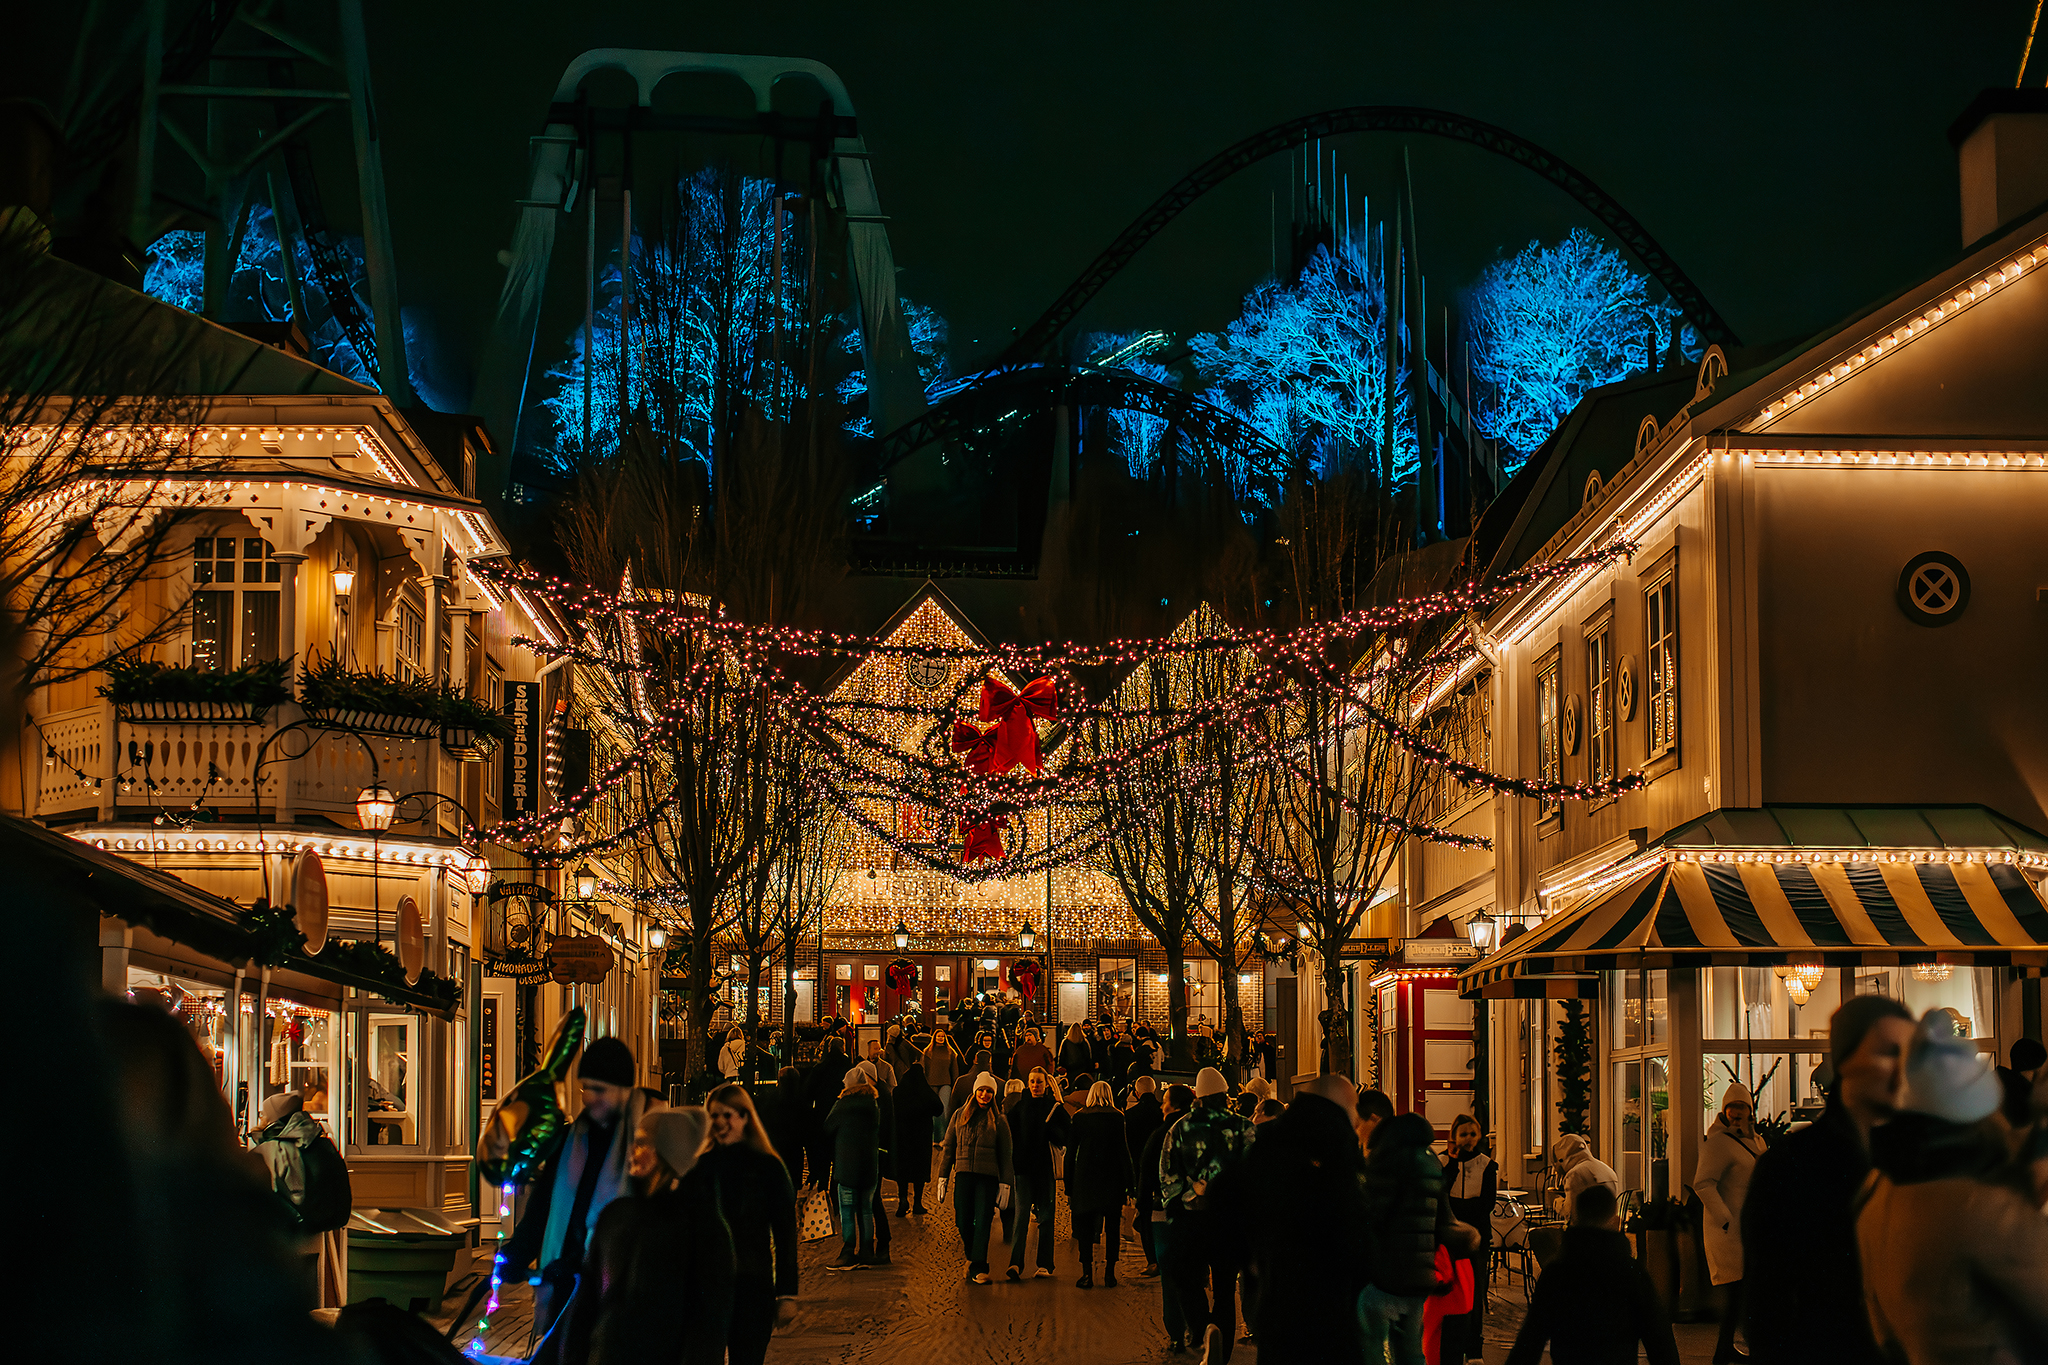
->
[1535, 651, 1561, 817]
[1585, 618, 1614, 785]
[1645, 574, 1678, 759]
[395, 596, 426, 681]
[190, 535, 280, 672]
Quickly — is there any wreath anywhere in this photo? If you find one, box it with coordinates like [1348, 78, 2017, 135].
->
[886, 958, 920, 991]
[1012, 957, 1043, 1002]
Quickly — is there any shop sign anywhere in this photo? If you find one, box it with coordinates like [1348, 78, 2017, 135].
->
[1337, 937, 1398, 960]
[396, 896, 426, 985]
[502, 680, 541, 818]
[292, 849, 329, 951]
[548, 933, 614, 984]
[1402, 938, 1483, 963]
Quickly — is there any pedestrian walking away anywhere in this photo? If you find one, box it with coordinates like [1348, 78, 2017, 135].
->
[1695, 1083, 1760, 1364]
[1742, 995, 1914, 1365]
[1067, 1080, 1133, 1288]
[822, 1067, 883, 1270]
[1504, 1184, 1679, 1365]
[1238, 1076, 1371, 1365]
[1003, 1065, 1069, 1279]
[1358, 1109, 1455, 1365]
[891, 1061, 943, 1215]
[1138, 1084, 1193, 1350]
[494, 1036, 657, 1339]
[1160, 1066, 1256, 1365]
[701, 1083, 801, 1365]
[939, 1071, 1016, 1284]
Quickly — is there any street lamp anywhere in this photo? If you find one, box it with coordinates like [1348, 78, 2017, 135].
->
[460, 851, 493, 895]
[1019, 921, 1037, 951]
[574, 862, 598, 900]
[355, 784, 396, 831]
[647, 927, 667, 951]
[893, 921, 911, 951]
[1297, 919, 1313, 943]
[1466, 909, 1497, 952]
[332, 567, 355, 597]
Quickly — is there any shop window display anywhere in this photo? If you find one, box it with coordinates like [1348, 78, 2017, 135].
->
[1606, 968, 1670, 1198]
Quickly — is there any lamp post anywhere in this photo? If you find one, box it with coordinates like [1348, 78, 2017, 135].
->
[355, 783, 397, 831]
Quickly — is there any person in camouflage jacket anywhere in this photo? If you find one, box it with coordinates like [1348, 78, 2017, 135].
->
[1159, 1068, 1256, 1365]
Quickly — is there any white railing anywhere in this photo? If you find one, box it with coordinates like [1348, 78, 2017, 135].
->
[36, 705, 108, 816]
[117, 718, 269, 809]
[290, 725, 432, 814]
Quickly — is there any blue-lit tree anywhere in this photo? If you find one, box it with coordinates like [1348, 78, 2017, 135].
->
[542, 167, 810, 476]
[1190, 232, 1418, 488]
[1463, 227, 1694, 470]
[836, 297, 950, 437]
[142, 207, 379, 387]
[1084, 331, 1176, 478]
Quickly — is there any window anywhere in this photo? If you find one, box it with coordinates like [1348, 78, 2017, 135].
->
[1645, 573, 1678, 759]
[395, 596, 426, 681]
[1606, 967, 1670, 1199]
[1535, 652, 1561, 818]
[191, 535, 280, 672]
[1585, 618, 1614, 784]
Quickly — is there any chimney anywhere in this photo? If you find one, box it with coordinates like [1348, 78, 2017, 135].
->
[1949, 89, 2048, 247]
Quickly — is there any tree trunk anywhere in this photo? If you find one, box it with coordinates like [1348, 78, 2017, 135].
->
[1320, 954, 1352, 1078]
[744, 949, 765, 1033]
[1165, 940, 1194, 1071]
[686, 930, 717, 1080]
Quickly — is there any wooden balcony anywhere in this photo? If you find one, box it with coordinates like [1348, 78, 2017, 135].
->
[35, 703, 446, 824]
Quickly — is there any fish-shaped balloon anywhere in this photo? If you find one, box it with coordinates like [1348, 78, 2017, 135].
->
[476, 1006, 586, 1186]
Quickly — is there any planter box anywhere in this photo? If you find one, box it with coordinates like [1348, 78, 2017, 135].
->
[303, 706, 438, 739]
[115, 699, 273, 724]
[440, 725, 498, 762]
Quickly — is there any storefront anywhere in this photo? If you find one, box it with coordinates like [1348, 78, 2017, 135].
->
[1461, 808, 2048, 1207]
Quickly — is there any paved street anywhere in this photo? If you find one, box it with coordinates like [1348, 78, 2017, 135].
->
[437, 1182, 1730, 1364]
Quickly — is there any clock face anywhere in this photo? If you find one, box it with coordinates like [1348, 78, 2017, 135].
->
[905, 656, 952, 691]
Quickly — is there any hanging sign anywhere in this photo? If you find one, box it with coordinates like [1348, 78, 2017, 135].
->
[547, 933, 614, 985]
[503, 680, 542, 818]
[1402, 938, 1483, 963]
[397, 896, 426, 985]
[291, 849, 329, 952]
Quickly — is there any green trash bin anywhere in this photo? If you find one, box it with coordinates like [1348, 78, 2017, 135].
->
[346, 1208, 475, 1311]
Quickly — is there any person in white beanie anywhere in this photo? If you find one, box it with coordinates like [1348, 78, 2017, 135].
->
[1549, 1132, 1619, 1219]
[1855, 1010, 2048, 1364]
[940, 1072, 1015, 1283]
[1694, 1082, 1761, 1364]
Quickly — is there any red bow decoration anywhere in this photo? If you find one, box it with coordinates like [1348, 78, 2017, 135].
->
[979, 676, 1058, 775]
[960, 813, 1008, 864]
[950, 720, 1001, 775]
[1012, 957, 1042, 1002]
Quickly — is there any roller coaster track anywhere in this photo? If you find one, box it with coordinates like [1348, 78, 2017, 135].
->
[878, 362, 1288, 493]
[1001, 105, 1741, 365]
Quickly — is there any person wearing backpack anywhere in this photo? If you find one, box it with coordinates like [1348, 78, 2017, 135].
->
[252, 1092, 353, 1234]
[251, 1091, 352, 1304]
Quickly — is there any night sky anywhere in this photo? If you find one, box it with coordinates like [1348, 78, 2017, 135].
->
[369, 1, 2034, 404]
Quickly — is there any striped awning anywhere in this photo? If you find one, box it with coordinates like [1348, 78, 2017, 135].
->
[1459, 856, 2048, 997]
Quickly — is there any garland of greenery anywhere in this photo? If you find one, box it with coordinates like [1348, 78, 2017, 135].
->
[1554, 998, 1593, 1136]
[101, 657, 291, 706]
[232, 898, 461, 1012]
[299, 654, 513, 742]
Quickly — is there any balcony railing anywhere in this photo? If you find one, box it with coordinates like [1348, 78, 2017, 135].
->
[34, 703, 442, 824]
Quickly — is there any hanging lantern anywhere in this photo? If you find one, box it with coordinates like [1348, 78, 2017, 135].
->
[1785, 979, 1811, 1005]
[574, 862, 598, 900]
[1794, 962, 1826, 990]
[355, 784, 396, 831]
[1911, 962, 1953, 983]
[646, 927, 667, 951]
[1019, 921, 1037, 951]
[1466, 909, 1497, 951]
[461, 851, 493, 895]
[893, 921, 911, 951]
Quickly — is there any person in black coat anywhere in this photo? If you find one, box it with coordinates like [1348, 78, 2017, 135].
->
[891, 1065, 943, 1215]
[540, 1108, 737, 1365]
[1360, 1112, 1453, 1364]
[1003, 1068, 1070, 1279]
[1065, 1082, 1133, 1287]
[1505, 1185, 1679, 1365]
[1234, 1078, 1372, 1365]
[756, 1068, 807, 1190]
[702, 1084, 800, 1365]
[1137, 1085, 1193, 1350]
[802, 1040, 850, 1191]
[1058, 1024, 1093, 1081]
[822, 1069, 882, 1270]
[1742, 994, 1915, 1365]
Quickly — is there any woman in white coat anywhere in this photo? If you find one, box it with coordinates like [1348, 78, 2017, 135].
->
[1694, 1083, 1761, 1365]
